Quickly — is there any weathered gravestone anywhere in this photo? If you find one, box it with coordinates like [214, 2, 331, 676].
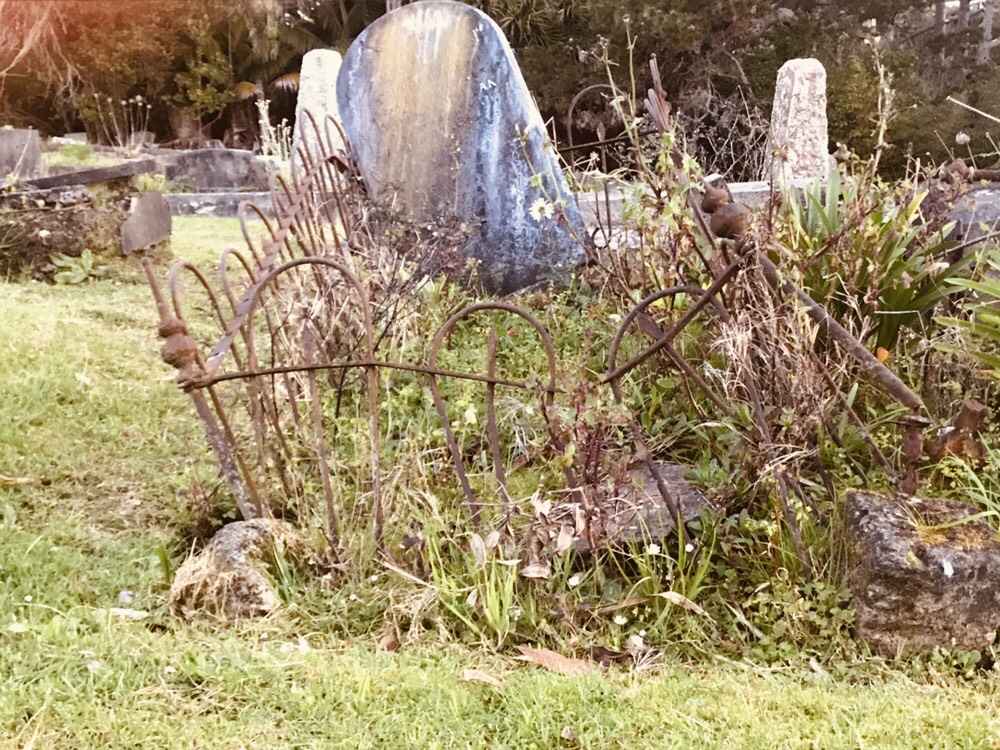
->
[763, 59, 830, 186]
[338, 1, 587, 293]
[122, 192, 172, 255]
[292, 49, 344, 179]
[165, 149, 270, 192]
[0, 128, 43, 181]
[948, 185, 1000, 252]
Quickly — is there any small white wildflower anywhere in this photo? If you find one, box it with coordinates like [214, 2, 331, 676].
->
[349, 593, 359, 602]
[528, 197, 548, 222]
[942, 558, 955, 578]
[612, 614, 628, 626]
[626, 633, 644, 652]
[567, 573, 583, 588]
[85, 659, 104, 674]
[638, 629, 647, 638]
[163, 665, 177, 675]
[684, 543, 695, 553]
[23, 595, 32, 602]
[646, 544, 661, 556]
[956, 131, 971, 146]
[929, 261, 950, 275]
[37, 229, 50, 239]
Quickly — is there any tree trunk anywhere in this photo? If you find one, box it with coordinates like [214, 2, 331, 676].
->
[935, 0, 945, 35]
[960, 0, 971, 29]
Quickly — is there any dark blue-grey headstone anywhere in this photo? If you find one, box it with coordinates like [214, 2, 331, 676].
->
[337, 1, 586, 293]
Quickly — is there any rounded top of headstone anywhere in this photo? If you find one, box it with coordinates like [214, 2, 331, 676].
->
[778, 58, 826, 75]
[356, 1, 504, 45]
[301, 48, 343, 65]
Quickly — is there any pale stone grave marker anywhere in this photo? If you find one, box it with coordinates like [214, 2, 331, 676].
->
[122, 192, 172, 255]
[0, 128, 43, 181]
[292, 49, 344, 179]
[763, 58, 830, 186]
[338, 0, 587, 293]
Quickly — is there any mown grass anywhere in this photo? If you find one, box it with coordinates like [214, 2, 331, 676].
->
[2, 217, 1000, 748]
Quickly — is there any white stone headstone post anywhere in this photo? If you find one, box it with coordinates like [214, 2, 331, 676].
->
[291, 49, 344, 180]
[763, 58, 830, 186]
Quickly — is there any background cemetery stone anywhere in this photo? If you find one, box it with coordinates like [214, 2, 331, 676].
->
[292, 49, 344, 179]
[165, 149, 271, 192]
[763, 58, 830, 185]
[121, 192, 172, 255]
[0, 128, 43, 181]
[338, 0, 587, 293]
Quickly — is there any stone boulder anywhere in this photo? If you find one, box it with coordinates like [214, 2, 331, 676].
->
[169, 519, 309, 620]
[164, 148, 271, 192]
[846, 490, 1000, 655]
[337, 1, 587, 293]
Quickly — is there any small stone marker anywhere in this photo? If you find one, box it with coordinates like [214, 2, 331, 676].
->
[338, 1, 586, 293]
[763, 58, 830, 186]
[292, 49, 344, 178]
[0, 128, 43, 181]
[122, 192, 172, 255]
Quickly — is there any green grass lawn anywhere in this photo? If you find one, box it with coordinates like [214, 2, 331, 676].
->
[2, 217, 1000, 749]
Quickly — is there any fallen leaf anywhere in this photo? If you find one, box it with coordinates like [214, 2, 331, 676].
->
[515, 646, 596, 676]
[484, 530, 501, 551]
[656, 591, 711, 619]
[555, 525, 575, 554]
[876, 346, 891, 363]
[469, 533, 487, 568]
[461, 668, 504, 689]
[0, 474, 33, 487]
[520, 562, 551, 579]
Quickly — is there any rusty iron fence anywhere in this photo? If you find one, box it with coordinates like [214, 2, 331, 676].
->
[133, 111, 696, 557]
[136, 102, 936, 566]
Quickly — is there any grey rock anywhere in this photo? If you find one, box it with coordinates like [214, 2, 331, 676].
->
[847, 490, 1000, 655]
[763, 59, 829, 186]
[574, 462, 715, 552]
[169, 519, 308, 620]
[164, 148, 271, 191]
[121, 192, 172, 256]
[0, 128, 43, 181]
[338, 1, 587, 293]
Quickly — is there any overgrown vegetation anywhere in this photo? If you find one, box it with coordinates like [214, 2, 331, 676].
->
[2, 216, 1000, 746]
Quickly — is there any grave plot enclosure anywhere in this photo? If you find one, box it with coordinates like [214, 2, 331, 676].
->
[138, 114, 705, 559]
